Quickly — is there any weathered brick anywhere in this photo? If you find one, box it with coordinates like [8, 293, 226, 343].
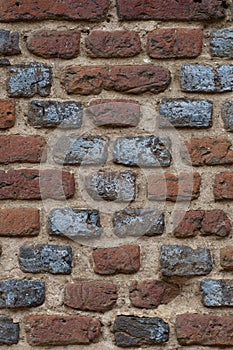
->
[0, 99, 15, 129]
[7, 63, 52, 97]
[220, 246, 233, 270]
[0, 208, 40, 237]
[148, 28, 202, 58]
[0, 169, 75, 200]
[86, 30, 141, 58]
[27, 30, 80, 59]
[221, 100, 233, 131]
[0, 280, 45, 308]
[113, 315, 169, 347]
[0, 135, 46, 163]
[65, 281, 117, 312]
[28, 100, 82, 129]
[160, 245, 212, 276]
[88, 99, 140, 127]
[0, 58, 10, 66]
[202, 210, 231, 237]
[214, 172, 233, 200]
[176, 314, 233, 346]
[0, 30, 20, 56]
[0, 317, 19, 345]
[0, 0, 110, 21]
[182, 137, 233, 166]
[49, 208, 102, 240]
[181, 64, 233, 92]
[116, 0, 226, 20]
[211, 29, 233, 58]
[19, 245, 72, 274]
[130, 280, 180, 309]
[201, 279, 233, 307]
[113, 136, 171, 167]
[53, 136, 108, 165]
[62, 65, 171, 95]
[160, 98, 212, 128]
[93, 245, 140, 275]
[148, 172, 201, 201]
[86, 171, 136, 202]
[25, 315, 101, 346]
[113, 209, 164, 237]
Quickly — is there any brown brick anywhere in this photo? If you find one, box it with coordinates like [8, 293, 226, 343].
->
[0, 208, 39, 236]
[93, 245, 140, 275]
[220, 246, 233, 270]
[25, 315, 101, 346]
[148, 172, 201, 202]
[0, 100, 15, 129]
[65, 281, 118, 312]
[26, 30, 80, 59]
[148, 28, 202, 58]
[202, 210, 231, 237]
[214, 172, 233, 200]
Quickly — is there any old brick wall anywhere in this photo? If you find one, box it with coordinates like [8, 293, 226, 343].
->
[0, 0, 233, 349]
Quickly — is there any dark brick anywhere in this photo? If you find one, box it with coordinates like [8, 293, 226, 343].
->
[0, 30, 20, 55]
[28, 100, 82, 129]
[201, 279, 233, 307]
[19, 245, 72, 274]
[0, 59, 10, 66]
[220, 246, 233, 270]
[211, 29, 233, 58]
[0, 99, 15, 129]
[0, 280, 45, 308]
[113, 315, 169, 347]
[160, 98, 213, 128]
[160, 245, 212, 276]
[113, 209, 164, 237]
[0, 317, 19, 345]
[214, 172, 233, 200]
[113, 136, 171, 167]
[7, 63, 52, 97]
[221, 100, 233, 131]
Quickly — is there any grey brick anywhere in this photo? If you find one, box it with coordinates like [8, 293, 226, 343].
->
[7, 63, 52, 97]
[113, 315, 169, 347]
[221, 100, 233, 131]
[113, 209, 164, 237]
[53, 136, 109, 165]
[28, 100, 82, 128]
[160, 245, 212, 277]
[113, 136, 171, 167]
[0, 317, 19, 345]
[49, 208, 102, 239]
[160, 98, 212, 128]
[181, 64, 233, 92]
[0, 30, 20, 56]
[201, 279, 233, 307]
[211, 29, 233, 58]
[0, 280, 45, 308]
[19, 245, 72, 274]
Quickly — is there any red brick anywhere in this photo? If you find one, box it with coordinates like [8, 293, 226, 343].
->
[0, 100, 15, 129]
[220, 246, 233, 270]
[117, 0, 226, 20]
[182, 137, 233, 166]
[0, 208, 40, 236]
[0, 0, 110, 21]
[65, 281, 118, 312]
[0, 169, 75, 200]
[86, 31, 141, 58]
[176, 314, 233, 346]
[0, 135, 46, 164]
[130, 280, 180, 309]
[26, 30, 80, 59]
[88, 99, 140, 127]
[214, 172, 233, 200]
[148, 28, 202, 58]
[202, 210, 231, 237]
[93, 245, 140, 275]
[62, 65, 171, 95]
[148, 172, 201, 202]
[25, 315, 101, 346]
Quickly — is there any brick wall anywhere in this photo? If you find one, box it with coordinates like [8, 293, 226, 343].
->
[0, 0, 233, 349]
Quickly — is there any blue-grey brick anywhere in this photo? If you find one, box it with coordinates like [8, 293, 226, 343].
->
[49, 208, 102, 239]
[222, 100, 233, 131]
[28, 100, 83, 128]
[0, 280, 45, 308]
[160, 98, 213, 128]
[19, 245, 72, 274]
[7, 63, 52, 97]
[160, 245, 212, 277]
[211, 30, 233, 58]
[0, 30, 20, 56]
[53, 136, 109, 165]
[201, 279, 233, 307]
[0, 317, 19, 345]
[113, 209, 164, 237]
[113, 136, 171, 167]
[113, 315, 169, 347]
[181, 64, 233, 92]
